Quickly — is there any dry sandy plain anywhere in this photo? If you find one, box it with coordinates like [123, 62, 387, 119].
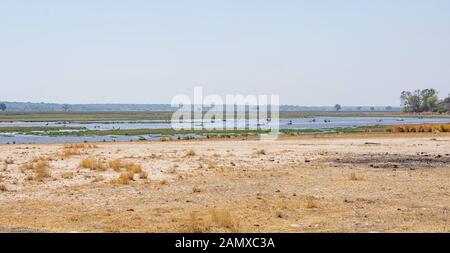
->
[0, 133, 449, 233]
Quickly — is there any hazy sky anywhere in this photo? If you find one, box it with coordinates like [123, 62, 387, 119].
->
[1, 0, 449, 106]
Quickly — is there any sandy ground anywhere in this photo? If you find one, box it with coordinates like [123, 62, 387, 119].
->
[0, 133, 449, 233]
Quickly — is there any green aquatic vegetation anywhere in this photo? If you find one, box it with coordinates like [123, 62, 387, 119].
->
[0, 126, 86, 135]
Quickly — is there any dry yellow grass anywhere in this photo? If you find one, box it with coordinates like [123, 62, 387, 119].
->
[192, 186, 202, 193]
[61, 148, 81, 158]
[112, 172, 134, 185]
[184, 209, 240, 233]
[108, 159, 122, 171]
[125, 163, 143, 174]
[256, 149, 267, 155]
[31, 156, 54, 162]
[387, 123, 450, 133]
[20, 163, 34, 172]
[79, 157, 105, 171]
[305, 196, 318, 209]
[349, 172, 359, 181]
[186, 212, 210, 233]
[61, 143, 98, 159]
[210, 209, 240, 232]
[186, 149, 196, 156]
[34, 161, 51, 181]
[20, 159, 51, 181]
[0, 183, 7, 192]
[64, 143, 98, 149]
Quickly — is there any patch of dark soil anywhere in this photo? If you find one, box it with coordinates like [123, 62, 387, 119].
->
[330, 153, 450, 169]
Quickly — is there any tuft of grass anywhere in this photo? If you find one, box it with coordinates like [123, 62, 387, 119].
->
[80, 157, 106, 171]
[256, 149, 267, 155]
[64, 143, 98, 149]
[186, 149, 196, 157]
[192, 186, 203, 193]
[64, 143, 85, 149]
[184, 210, 240, 233]
[34, 161, 51, 181]
[159, 179, 168, 185]
[210, 209, 240, 232]
[61, 143, 98, 159]
[61, 148, 81, 158]
[187, 212, 210, 233]
[112, 172, 134, 185]
[30, 156, 52, 162]
[305, 196, 318, 209]
[108, 159, 122, 171]
[349, 172, 359, 181]
[0, 183, 7, 192]
[20, 159, 51, 181]
[125, 163, 143, 174]
[20, 163, 34, 172]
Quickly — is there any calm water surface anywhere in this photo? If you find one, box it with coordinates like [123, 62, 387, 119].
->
[1, 117, 449, 144]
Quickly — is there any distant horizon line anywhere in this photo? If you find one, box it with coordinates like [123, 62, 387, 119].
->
[0, 101, 400, 108]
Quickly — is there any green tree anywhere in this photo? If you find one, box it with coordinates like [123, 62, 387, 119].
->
[334, 104, 342, 111]
[420, 89, 438, 111]
[437, 95, 450, 113]
[401, 89, 440, 112]
[401, 90, 422, 112]
[426, 96, 438, 112]
[0, 103, 6, 111]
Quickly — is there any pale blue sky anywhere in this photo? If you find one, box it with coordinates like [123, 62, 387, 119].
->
[1, 0, 449, 105]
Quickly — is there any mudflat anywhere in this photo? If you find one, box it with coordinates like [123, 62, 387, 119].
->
[0, 133, 449, 232]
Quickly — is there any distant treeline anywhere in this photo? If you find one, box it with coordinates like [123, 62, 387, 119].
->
[0, 101, 401, 112]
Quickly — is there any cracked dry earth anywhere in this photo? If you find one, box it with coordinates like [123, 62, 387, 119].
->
[0, 133, 449, 232]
